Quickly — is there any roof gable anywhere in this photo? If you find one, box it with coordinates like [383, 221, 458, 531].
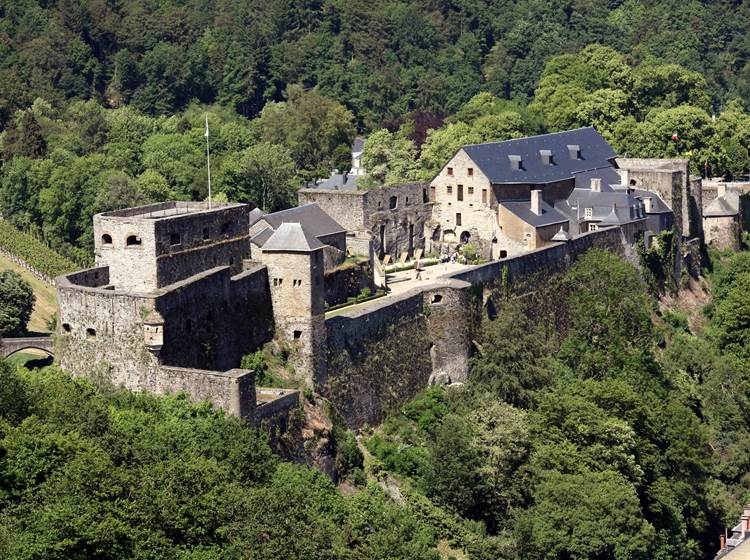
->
[262, 204, 345, 238]
[262, 222, 325, 252]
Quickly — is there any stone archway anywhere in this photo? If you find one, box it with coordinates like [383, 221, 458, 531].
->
[460, 230, 471, 244]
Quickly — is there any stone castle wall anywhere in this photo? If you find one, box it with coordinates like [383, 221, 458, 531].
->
[323, 226, 629, 427]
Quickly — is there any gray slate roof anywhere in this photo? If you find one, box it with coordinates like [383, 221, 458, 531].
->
[705, 190, 740, 217]
[262, 222, 325, 252]
[261, 204, 346, 238]
[500, 199, 568, 227]
[248, 208, 265, 228]
[461, 127, 616, 185]
[626, 187, 672, 214]
[250, 226, 273, 247]
[572, 166, 623, 190]
[314, 173, 361, 190]
[559, 187, 645, 225]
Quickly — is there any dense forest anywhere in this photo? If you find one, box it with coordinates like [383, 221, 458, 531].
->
[3, 248, 750, 559]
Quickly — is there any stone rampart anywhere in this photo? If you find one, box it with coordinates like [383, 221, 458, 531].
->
[156, 366, 256, 420]
[324, 261, 375, 307]
[323, 227, 630, 427]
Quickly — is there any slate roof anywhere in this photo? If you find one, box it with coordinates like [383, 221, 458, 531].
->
[261, 204, 346, 238]
[626, 188, 672, 214]
[262, 222, 325, 252]
[250, 227, 273, 247]
[705, 190, 740, 217]
[314, 173, 361, 190]
[248, 208, 265, 228]
[551, 227, 572, 241]
[500, 199, 568, 227]
[558, 187, 645, 225]
[572, 166, 623, 190]
[461, 127, 616, 185]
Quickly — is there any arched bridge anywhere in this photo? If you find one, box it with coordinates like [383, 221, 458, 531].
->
[1, 336, 54, 359]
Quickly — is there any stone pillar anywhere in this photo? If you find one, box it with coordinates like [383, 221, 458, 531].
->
[424, 279, 473, 384]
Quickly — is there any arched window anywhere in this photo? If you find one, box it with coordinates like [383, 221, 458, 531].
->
[101, 233, 112, 245]
[86, 328, 96, 339]
[62, 323, 72, 333]
[126, 235, 142, 246]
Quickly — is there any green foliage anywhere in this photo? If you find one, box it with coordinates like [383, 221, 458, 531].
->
[0, 271, 35, 337]
[0, 221, 77, 278]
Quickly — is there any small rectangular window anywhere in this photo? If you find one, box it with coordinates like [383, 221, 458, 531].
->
[468, 186, 474, 195]
[468, 167, 474, 176]
[447, 185, 453, 195]
[456, 213, 462, 226]
[585, 207, 593, 218]
[447, 167, 453, 176]
[482, 189, 488, 203]
[457, 185, 464, 201]
[430, 186, 436, 200]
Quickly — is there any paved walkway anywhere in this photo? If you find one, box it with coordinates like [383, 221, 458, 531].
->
[325, 261, 473, 318]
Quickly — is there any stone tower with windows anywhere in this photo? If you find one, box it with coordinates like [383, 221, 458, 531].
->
[260, 222, 327, 387]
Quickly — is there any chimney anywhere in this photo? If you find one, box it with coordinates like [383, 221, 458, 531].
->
[591, 178, 602, 192]
[643, 197, 653, 213]
[721, 534, 726, 550]
[531, 189, 542, 216]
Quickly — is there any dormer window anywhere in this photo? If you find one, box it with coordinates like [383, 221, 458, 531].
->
[508, 155, 522, 171]
[584, 207, 593, 219]
[567, 144, 581, 160]
[540, 149, 553, 166]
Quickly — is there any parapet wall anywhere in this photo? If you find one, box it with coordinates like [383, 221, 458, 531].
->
[323, 227, 631, 427]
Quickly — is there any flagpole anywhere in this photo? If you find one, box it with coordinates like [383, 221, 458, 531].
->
[205, 114, 212, 209]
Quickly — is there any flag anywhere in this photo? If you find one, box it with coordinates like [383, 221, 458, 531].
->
[205, 115, 209, 138]
[671, 132, 679, 140]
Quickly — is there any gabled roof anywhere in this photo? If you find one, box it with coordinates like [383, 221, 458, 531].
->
[261, 204, 346, 238]
[560, 186, 645, 225]
[461, 127, 616, 185]
[250, 226, 273, 247]
[314, 173, 361, 190]
[262, 222, 324, 252]
[500, 199, 568, 228]
[572, 166, 623, 190]
[705, 190, 740, 217]
[627, 188, 672, 214]
[248, 208, 265, 228]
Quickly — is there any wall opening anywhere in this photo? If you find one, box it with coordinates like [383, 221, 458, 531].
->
[423, 188, 429, 203]
[409, 223, 414, 257]
[126, 235, 142, 246]
[455, 213, 462, 227]
[431, 294, 443, 304]
[86, 328, 96, 339]
[202, 228, 210, 240]
[460, 230, 470, 244]
[293, 330, 302, 340]
[101, 233, 112, 245]
[389, 196, 397, 209]
[457, 185, 464, 201]
[500, 250, 508, 258]
[379, 224, 386, 259]
[62, 323, 71, 333]
[170, 233, 181, 245]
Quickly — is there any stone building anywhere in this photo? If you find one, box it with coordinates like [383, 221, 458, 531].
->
[56, 201, 317, 421]
[249, 204, 347, 270]
[703, 185, 742, 251]
[298, 182, 431, 260]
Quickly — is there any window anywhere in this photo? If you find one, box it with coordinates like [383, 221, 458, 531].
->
[273, 278, 284, 287]
[468, 167, 474, 176]
[568, 144, 581, 160]
[457, 185, 464, 201]
[86, 328, 96, 339]
[422, 188, 429, 203]
[585, 207, 593, 218]
[405, 196, 410, 205]
[500, 250, 508, 259]
[468, 186, 474, 195]
[447, 185, 453, 195]
[539, 149, 553, 165]
[101, 234, 112, 245]
[62, 323, 71, 333]
[455, 213, 462, 226]
[508, 154, 522, 170]
[229, 257, 234, 266]
[389, 196, 397, 209]
[482, 189, 488, 204]
[589, 223, 599, 231]
[293, 279, 302, 287]
[126, 235, 141, 246]
[169, 233, 181, 245]
[293, 330, 302, 340]
[431, 294, 443, 304]
[430, 186, 436, 201]
[447, 167, 454, 176]
[202, 228, 210, 240]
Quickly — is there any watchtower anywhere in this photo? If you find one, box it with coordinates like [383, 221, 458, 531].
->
[261, 222, 327, 387]
[93, 201, 250, 292]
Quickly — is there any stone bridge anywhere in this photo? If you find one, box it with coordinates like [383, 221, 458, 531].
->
[1, 336, 54, 359]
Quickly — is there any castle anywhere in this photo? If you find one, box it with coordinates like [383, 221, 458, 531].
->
[55, 128, 746, 428]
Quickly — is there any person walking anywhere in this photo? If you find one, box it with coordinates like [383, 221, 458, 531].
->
[414, 257, 424, 280]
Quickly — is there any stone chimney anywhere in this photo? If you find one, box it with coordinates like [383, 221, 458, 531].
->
[720, 534, 726, 550]
[531, 189, 542, 216]
[591, 178, 602, 192]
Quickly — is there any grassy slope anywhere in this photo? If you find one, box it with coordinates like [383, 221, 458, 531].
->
[0, 253, 57, 333]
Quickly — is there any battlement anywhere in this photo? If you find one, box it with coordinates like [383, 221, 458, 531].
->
[93, 201, 251, 292]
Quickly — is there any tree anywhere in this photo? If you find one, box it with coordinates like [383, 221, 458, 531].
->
[2, 110, 47, 160]
[0, 270, 35, 336]
[359, 128, 419, 188]
[220, 142, 298, 211]
[712, 273, 750, 361]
